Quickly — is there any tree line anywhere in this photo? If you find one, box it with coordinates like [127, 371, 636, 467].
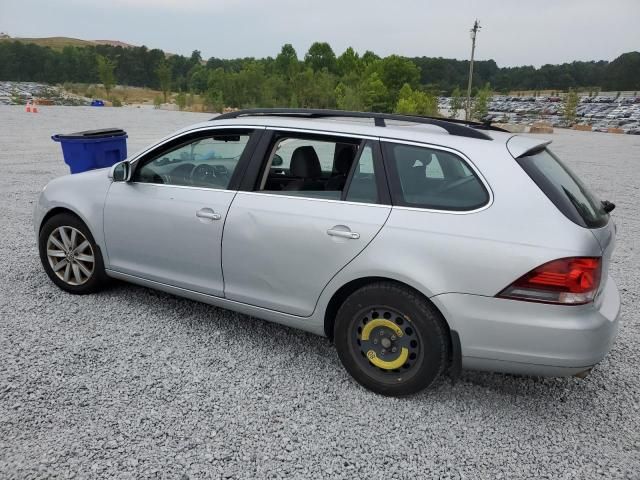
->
[0, 40, 638, 115]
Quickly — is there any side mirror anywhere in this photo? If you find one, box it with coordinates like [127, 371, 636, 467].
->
[272, 154, 283, 167]
[110, 161, 130, 182]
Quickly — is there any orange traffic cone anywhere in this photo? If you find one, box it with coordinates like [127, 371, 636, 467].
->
[25, 102, 31, 113]
[32, 102, 38, 113]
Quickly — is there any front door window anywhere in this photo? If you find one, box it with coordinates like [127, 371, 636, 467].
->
[134, 134, 251, 189]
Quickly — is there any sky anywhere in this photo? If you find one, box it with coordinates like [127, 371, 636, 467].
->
[1, 0, 638, 67]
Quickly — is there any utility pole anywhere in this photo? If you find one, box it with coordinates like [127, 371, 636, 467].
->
[465, 20, 481, 120]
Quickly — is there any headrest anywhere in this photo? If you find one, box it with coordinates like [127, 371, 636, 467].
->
[290, 146, 322, 178]
[396, 152, 432, 174]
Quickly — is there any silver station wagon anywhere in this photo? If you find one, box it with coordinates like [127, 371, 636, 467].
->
[34, 109, 621, 396]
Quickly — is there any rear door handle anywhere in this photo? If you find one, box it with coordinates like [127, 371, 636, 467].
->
[327, 227, 360, 240]
[196, 208, 222, 221]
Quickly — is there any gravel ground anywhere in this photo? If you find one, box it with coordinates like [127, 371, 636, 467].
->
[1, 106, 639, 479]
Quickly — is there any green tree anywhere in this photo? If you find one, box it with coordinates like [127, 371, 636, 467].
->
[305, 42, 337, 73]
[449, 87, 464, 119]
[2, 40, 640, 106]
[291, 67, 337, 108]
[379, 55, 420, 103]
[156, 61, 172, 102]
[275, 44, 299, 78]
[562, 89, 579, 125]
[335, 82, 364, 110]
[414, 89, 439, 117]
[289, 92, 299, 108]
[361, 50, 380, 66]
[237, 61, 268, 107]
[188, 64, 209, 93]
[394, 84, 439, 116]
[190, 49, 202, 65]
[205, 90, 224, 113]
[96, 55, 116, 97]
[471, 83, 492, 121]
[395, 84, 418, 115]
[360, 72, 389, 112]
[176, 90, 187, 111]
[603, 52, 640, 90]
[337, 47, 362, 77]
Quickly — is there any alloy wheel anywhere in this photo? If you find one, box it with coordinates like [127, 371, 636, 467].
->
[46, 226, 95, 286]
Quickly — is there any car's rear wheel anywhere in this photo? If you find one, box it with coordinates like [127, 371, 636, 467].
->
[334, 282, 449, 396]
[39, 213, 107, 294]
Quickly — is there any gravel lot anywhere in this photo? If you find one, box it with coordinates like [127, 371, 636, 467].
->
[1, 106, 639, 479]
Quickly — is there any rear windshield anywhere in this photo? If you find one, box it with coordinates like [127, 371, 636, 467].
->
[516, 148, 608, 228]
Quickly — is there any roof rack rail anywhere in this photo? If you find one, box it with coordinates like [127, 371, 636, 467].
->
[213, 108, 508, 140]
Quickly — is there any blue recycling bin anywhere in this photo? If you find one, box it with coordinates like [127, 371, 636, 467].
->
[52, 128, 128, 174]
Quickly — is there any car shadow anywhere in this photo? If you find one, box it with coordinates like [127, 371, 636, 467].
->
[42, 274, 605, 408]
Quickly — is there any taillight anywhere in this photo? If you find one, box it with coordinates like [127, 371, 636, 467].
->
[497, 257, 601, 305]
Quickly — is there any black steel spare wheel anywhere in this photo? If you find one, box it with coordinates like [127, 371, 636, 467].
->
[352, 307, 423, 380]
[334, 282, 449, 396]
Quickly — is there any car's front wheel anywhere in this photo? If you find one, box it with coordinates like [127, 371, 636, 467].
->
[38, 213, 107, 294]
[334, 282, 450, 396]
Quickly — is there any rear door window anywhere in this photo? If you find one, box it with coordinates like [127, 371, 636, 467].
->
[345, 144, 378, 204]
[383, 142, 489, 211]
[516, 148, 608, 228]
[255, 133, 373, 202]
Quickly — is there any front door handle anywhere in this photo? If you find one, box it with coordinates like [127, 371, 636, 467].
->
[327, 226, 360, 240]
[196, 208, 221, 221]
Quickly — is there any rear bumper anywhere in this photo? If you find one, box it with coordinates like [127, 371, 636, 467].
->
[432, 275, 621, 377]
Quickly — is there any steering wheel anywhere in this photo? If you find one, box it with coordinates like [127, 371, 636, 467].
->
[437, 176, 476, 193]
[191, 164, 217, 185]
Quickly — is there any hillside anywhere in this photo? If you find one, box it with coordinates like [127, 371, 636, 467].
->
[0, 36, 136, 50]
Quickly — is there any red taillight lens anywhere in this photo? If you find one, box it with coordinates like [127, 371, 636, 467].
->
[498, 257, 602, 305]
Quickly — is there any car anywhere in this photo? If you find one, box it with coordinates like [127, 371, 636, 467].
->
[34, 108, 621, 396]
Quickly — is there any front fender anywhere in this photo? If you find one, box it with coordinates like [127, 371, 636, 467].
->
[33, 168, 112, 263]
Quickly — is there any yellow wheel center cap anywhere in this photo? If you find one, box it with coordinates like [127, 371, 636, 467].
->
[360, 318, 409, 371]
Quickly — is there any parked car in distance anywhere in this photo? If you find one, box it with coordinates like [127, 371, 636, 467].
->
[34, 109, 621, 396]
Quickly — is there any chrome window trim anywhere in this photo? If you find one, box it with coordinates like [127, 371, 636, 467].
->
[125, 123, 492, 214]
[128, 125, 266, 166]
[127, 182, 236, 193]
[235, 190, 390, 209]
[380, 137, 494, 215]
[391, 204, 490, 215]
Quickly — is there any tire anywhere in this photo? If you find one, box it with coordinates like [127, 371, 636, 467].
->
[38, 213, 108, 294]
[334, 282, 449, 396]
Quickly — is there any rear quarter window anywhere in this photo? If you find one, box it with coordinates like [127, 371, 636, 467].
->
[383, 143, 489, 211]
[515, 148, 608, 228]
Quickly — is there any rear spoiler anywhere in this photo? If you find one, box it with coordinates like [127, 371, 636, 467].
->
[506, 136, 552, 158]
